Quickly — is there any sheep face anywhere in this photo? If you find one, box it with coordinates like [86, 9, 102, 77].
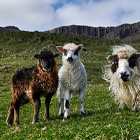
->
[56, 43, 87, 64]
[63, 48, 79, 63]
[39, 58, 53, 72]
[108, 53, 140, 82]
[35, 50, 59, 72]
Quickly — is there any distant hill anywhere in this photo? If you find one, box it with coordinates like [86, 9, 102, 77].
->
[0, 26, 20, 33]
[48, 22, 140, 40]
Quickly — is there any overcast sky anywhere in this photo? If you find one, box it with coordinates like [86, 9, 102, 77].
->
[0, 0, 140, 31]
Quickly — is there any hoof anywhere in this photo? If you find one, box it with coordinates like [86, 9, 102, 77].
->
[32, 121, 36, 124]
[6, 120, 12, 126]
[58, 113, 64, 117]
[63, 115, 70, 120]
[6, 117, 13, 126]
[44, 116, 50, 121]
[32, 119, 38, 124]
[81, 111, 86, 116]
[14, 122, 19, 126]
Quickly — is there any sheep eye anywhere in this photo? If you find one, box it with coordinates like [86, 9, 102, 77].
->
[128, 55, 136, 68]
[40, 59, 43, 62]
[112, 56, 118, 65]
[49, 59, 53, 62]
[111, 57, 119, 73]
[64, 49, 67, 56]
[114, 58, 118, 64]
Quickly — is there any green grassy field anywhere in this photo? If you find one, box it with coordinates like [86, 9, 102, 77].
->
[0, 31, 140, 139]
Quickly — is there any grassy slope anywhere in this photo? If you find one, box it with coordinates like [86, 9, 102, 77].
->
[0, 31, 140, 139]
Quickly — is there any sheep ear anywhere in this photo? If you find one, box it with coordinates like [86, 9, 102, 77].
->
[78, 44, 83, 51]
[54, 54, 59, 58]
[82, 48, 88, 51]
[34, 54, 40, 59]
[78, 44, 87, 51]
[56, 46, 64, 52]
[136, 53, 140, 58]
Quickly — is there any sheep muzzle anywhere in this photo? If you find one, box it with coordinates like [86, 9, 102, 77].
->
[67, 57, 73, 63]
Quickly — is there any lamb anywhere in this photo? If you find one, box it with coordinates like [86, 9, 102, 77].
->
[56, 43, 87, 119]
[6, 49, 59, 126]
[103, 44, 140, 110]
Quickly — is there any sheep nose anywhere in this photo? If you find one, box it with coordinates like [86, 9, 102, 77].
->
[120, 72, 130, 82]
[67, 57, 73, 62]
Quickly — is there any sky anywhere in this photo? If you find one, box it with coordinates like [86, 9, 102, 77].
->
[0, 0, 140, 31]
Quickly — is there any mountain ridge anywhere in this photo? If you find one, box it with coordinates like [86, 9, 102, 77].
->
[1, 22, 140, 40]
[48, 22, 140, 40]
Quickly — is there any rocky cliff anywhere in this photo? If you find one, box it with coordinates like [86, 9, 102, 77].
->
[0, 26, 20, 33]
[48, 22, 140, 40]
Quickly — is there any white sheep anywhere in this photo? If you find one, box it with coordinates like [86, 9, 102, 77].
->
[103, 44, 140, 110]
[56, 43, 87, 119]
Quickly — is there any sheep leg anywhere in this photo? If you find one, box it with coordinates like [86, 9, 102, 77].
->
[57, 85, 64, 117]
[14, 102, 20, 126]
[6, 102, 14, 125]
[44, 93, 54, 120]
[64, 90, 71, 120]
[79, 90, 86, 116]
[58, 98, 64, 117]
[32, 99, 41, 124]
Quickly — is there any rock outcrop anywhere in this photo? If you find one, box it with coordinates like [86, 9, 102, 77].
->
[48, 22, 140, 40]
[0, 26, 20, 33]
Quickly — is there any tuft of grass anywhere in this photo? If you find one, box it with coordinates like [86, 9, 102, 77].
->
[0, 31, 140, 139]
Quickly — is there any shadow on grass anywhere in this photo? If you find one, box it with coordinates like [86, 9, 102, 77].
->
[49, 103, 136, 121]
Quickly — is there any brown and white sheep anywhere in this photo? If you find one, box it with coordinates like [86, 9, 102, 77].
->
[6, 50, 59, 125]
[103, 44, 140, 110]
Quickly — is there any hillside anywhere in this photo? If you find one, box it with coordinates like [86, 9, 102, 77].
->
[0, 31, 140, 139]
[0, 31, 121, 84]
[48, 21, 140, 40]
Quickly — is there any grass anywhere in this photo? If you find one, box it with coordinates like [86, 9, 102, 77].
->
[0, 31, 140, 139]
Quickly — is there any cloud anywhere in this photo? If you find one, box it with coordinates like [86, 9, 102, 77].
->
[0, 0, 140, 31]
[53, 0, 140, 28]
[0, 0, 57, 31]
